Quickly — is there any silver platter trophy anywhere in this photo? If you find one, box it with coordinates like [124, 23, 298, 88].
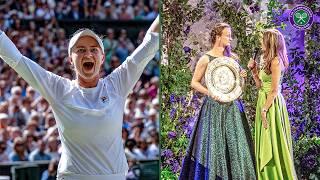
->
[205, 56, 244, 103]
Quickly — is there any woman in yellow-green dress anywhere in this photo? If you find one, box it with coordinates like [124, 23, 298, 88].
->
[248, 29, 297, 179]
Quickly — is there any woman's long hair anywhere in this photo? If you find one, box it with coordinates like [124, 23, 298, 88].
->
[210, 23, 231, 57]
[262, 29, 289, 74]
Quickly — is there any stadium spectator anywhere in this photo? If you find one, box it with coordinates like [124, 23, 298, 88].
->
[1, 0, 158, 20]
[9, 137, 28, 161]
[0, 140, 8, 162]
[29, 139, 51, 161]
[41, 158, 59, 180]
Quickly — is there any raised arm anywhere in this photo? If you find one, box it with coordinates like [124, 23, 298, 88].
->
[107, 16, 159, 97]
[0, 30, 69, 103]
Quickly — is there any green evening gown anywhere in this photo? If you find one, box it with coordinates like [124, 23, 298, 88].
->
[255, 70, 297, 180]
[180, 55, 256, 180]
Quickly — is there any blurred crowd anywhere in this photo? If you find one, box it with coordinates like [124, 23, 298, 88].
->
[0, 0, 158, 21]
[0, 1, 159, 179]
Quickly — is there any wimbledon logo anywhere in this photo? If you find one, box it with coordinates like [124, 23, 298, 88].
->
[289, 5, 314, 30]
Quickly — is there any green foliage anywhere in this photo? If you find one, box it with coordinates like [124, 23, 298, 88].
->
[294, 137, 320, 179]
[161, 0, 205, 95]
[160, 43, 192, 96]
[161, 167, 179, 180]
[161, 0, 205, 176]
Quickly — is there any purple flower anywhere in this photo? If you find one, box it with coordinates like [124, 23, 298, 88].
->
[161, 149, 173, 158]
[182, 124, 189, 132]
[186, 123, 195, 138]
[248, 3, 260, 13]
[191, 93, 198, 101]
[168, 131, 177, 139]
[254, 4, 260, 11]
[312, 51, 320, 58]
[169, 94, 175, 103]
[249, 6, 254, 12]
[187, 116, 195, 123]
[316, 128, 320, 137]
[183, 26, 190, 36]
[180, 96, 186, 105]
[301, 154, 317, 170]
[171, 159, 180, 173]
[299, 121, 306, 130]
[170, 108, 176, 119]
[183, 46, 191, 53]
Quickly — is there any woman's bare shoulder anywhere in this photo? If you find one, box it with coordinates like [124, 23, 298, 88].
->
[198, 54, 210, 64]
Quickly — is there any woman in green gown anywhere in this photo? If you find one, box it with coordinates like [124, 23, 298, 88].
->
[180, 23, 256, 180]
[248, 29, 297, 179]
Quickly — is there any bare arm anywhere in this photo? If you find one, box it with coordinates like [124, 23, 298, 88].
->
[248, 58, 261, 88]
[263, 58, 281, 110]
[191, 56, 210, 96]
[252, 69, 262, 88]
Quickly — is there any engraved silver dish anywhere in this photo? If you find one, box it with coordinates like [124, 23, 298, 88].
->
[205, 56, 244, 102]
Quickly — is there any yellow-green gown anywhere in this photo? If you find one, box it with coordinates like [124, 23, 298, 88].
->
[255, 70, 297, 180]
